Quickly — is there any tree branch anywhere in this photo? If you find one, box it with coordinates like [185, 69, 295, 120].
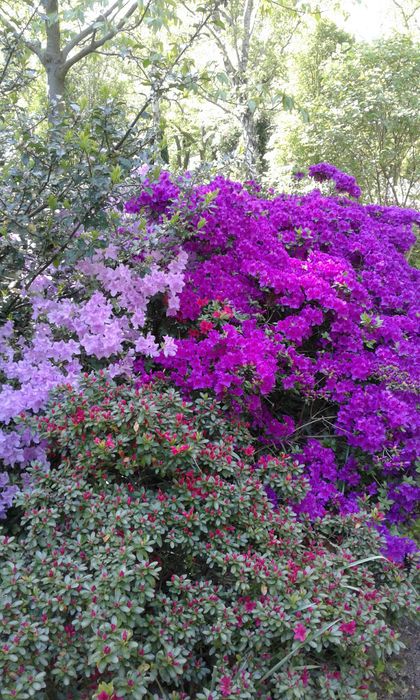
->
[62, 0, 123, 58]
[205, 23, 236, 75]
[63, 0, 147, 72]
[114, 1, 223, 152]
[0, 8, 44, 60]
[269, 0, 327, 16]
[195, 84, 240, 118]
[0, 5, 40, 84]
[391, 0, 419, 30]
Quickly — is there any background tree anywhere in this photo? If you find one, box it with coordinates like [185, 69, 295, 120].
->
[188, 0, 307, 178]
[269, 31, 419, 206]
[0, 0, 162, 105]
[292, 18, 354, 101]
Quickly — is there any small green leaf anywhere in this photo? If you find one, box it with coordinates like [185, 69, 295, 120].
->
[110, 165, 122, 184]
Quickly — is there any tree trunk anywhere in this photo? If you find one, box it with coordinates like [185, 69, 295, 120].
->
[241, 103, 260, 180]
[239, 0, 259, 178]
[149, 72, 169, 164]
[46, 64, 66, 104]
[42, 0, 66, 107]
[151, 82, 160, 138]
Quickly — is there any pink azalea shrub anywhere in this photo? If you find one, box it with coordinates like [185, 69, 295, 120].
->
[0, 375, 417, 699]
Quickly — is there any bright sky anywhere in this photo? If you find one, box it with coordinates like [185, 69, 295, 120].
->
[97, 0, 415, 44]
[340, 0, 413, 41]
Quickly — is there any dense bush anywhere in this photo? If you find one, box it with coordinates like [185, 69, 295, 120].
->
[0, 165, 419, 559]
[138, 167, 420, 553]
[0, 375, 416, 700]
[0, 99, 139, 327]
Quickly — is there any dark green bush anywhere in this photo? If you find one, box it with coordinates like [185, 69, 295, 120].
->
[0, 375, 417, 699]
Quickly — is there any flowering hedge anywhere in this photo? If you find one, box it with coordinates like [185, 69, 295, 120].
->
[0, 164, 419, 561]
[0, 165, 419, 698]
[0, 375, 416, 699]
[135, 167, 419, 558]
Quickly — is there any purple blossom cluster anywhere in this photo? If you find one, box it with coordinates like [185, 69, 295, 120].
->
[124, 169, 179, 216]
[308, 162, 362, 198]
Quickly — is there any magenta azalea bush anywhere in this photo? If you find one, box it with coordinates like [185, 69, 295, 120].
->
[135, 168, 419, 556]
[0, 375, 417, 699]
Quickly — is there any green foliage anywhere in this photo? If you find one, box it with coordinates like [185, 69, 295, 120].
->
[0, 375, 417, 699]
[294, 19, 354, 101]
[271, 32, 419, 206]
[0, 0, 229, 327]
[0, 99, 146, 325]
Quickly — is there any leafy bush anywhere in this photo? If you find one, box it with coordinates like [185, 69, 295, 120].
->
[138, 169, 419, 545]
[0, 375, 417, 699]
[0, 166, 418, 546]
[0, 99, 138, 327]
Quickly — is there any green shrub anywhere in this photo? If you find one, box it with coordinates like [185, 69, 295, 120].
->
[0, 375, 417, 699]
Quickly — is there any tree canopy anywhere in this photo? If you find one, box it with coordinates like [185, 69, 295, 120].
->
[271, 28, 419, 206]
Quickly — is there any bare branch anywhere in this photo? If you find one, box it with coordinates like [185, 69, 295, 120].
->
[205, 24, 236, 75]
[269, 0, 326, 16]
[63, 1, 148, 72]
[391, 0, 419, 30]
[195, 84, 240, 118]
[277, 17, 301, 53]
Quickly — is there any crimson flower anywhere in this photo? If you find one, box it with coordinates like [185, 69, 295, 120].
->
[294, 623, 308, 642]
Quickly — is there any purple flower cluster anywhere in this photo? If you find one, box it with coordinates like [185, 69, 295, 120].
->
[125, 170, 179, 216]
[378, 525, 418, 563]
[308, 162, 362, 198]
